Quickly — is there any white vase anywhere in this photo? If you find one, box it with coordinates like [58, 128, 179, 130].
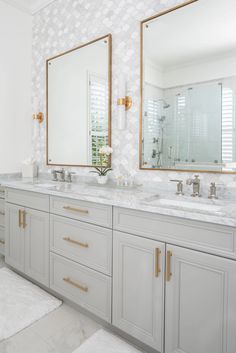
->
[97, 175, 108, 185]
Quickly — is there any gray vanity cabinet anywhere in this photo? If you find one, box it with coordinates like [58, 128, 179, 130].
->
[112, 231, 165, 352]
[24, 208, 49, 286]
[5, 189, 50, 286]
[5, 203, 25, 272]
[165, 245, 236, 353]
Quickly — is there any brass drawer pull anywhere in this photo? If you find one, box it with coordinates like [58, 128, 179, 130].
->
[0, 239, 5, 245]
[166, 250, 173, 282]
[63, 277, 88, 292]
[63, 237, 89, 248]
[0, 211, 5, 216]
[19, 210, 22, 228]
[22, 211, 27, 229]
[155, 248, 161, 277]
[63, 206, 89, 214]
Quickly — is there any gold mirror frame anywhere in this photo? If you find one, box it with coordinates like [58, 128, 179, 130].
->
[46, 34, 112, 168]
[139, 0, 236, 174]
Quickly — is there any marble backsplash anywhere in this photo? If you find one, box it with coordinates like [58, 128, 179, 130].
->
[31, 0, 236, 187]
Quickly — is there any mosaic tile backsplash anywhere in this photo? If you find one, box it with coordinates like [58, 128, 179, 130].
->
[32, 0, 236, 188]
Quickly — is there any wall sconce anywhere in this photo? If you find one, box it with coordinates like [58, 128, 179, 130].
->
[117, 77, 132, 130]
[33, 98, 44, 124]
[33, 112, 44, 124]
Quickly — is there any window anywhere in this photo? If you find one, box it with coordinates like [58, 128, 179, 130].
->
[88, 74, 108, 165]
[222, 87, 234, 163]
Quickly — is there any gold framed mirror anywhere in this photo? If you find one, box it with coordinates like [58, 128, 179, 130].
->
[46, 34, 112, 167]
[140, 0, 236, 174]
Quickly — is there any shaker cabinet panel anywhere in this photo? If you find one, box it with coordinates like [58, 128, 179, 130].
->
[25, 208, 50, 286]
[5, 203, 25, 272]
[165, 245, 236, 353]
[112, 231, 165, 352]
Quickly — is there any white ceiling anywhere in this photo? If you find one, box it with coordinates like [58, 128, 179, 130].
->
[1, 0, 56, 14]
[144, 0, 236, 70]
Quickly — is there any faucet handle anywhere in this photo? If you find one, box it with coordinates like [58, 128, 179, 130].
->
[65, 171, 76, 183]
[170, 179, 184, 195]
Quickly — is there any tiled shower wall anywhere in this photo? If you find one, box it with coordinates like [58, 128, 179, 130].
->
[32, 0, 236, 187]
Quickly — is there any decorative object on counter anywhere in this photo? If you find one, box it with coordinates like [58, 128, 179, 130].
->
[117, 76, 132, 130]
[22, 158, 38, 178]
[91, 146, 113, 184]
[33, 98, 44, 124]
[116, 173, 135, 188]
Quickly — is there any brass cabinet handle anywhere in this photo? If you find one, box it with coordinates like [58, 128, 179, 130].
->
[63, 277, 88, 292]
[0, 239, 5, 245]
[166, 250, 173, 282]
[0, 211, 5, 216]
[63, 237, 89, 248]
[155, 248, 161, 277]
[63, 206, 89, 214]
[18, 210, 22, 228]
[22, 211, 27, 229]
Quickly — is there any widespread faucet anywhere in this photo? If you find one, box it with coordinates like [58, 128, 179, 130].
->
[51, 169, 75, 183]
[186, 175, 201, 197]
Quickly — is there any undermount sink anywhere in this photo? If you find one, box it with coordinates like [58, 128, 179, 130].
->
[141, 195, 222, 213]
[159, 199, 221, 213]
[23, 181, 57, 189]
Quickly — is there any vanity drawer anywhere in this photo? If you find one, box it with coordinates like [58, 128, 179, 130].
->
[0, 226, 5, 255]
[50, 215, 112, 275]
[50, 196, 112, 228]
[6, 188, 49, 212]
[114, 207, 236, 259]
[50, 253, 111, 322]
[0, 199, 5, 227]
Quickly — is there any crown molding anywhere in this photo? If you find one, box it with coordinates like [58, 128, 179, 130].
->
[1, 0, 56, 14]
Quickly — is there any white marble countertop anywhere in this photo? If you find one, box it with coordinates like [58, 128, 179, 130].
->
[1, 177, 236, 227]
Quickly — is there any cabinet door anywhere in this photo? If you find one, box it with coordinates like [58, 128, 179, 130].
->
[113, 231, 165, 352]
[24, 208, 50, 286]
[5, 203, 25, 272]
[165, 245, 236, 353]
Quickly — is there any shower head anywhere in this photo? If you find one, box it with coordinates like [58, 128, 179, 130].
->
[158, 99, 170, 109]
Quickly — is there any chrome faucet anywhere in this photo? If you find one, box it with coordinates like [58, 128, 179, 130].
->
[170, 179, 184, 195]
[208, 182, 218, 199]
[51, 169, 75, 183]
[186, 175, 201, 197]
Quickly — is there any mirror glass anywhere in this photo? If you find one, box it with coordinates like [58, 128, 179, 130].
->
[141, 0, 236, 172]
[47, 35, 111, 167]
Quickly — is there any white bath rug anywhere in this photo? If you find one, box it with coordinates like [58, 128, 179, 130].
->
[0, 267, 62, 341]
[73, 329, 144, 353]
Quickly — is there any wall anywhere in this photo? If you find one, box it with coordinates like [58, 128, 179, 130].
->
[0, 1, 32, 173]
[32, 0, 236, 187]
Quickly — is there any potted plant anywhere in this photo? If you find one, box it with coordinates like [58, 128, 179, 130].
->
[91, 146, 113, 184]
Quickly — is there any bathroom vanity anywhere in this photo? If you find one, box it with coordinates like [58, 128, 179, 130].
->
[2, 179, 236, 353]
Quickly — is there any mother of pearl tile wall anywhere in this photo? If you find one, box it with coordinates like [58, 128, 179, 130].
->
[32, 0, 236, 187]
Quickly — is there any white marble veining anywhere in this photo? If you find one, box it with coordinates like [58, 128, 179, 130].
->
[1, 177, 236, 227]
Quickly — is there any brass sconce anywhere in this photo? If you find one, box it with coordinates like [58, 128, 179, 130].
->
[117, 77, 132, 130]
[33, 112, 44, 124]
[117, 96, 132, 111]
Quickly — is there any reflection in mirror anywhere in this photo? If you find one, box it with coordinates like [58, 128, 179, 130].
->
[47, 34, 111, 167]
[140, 0, 236, 173]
